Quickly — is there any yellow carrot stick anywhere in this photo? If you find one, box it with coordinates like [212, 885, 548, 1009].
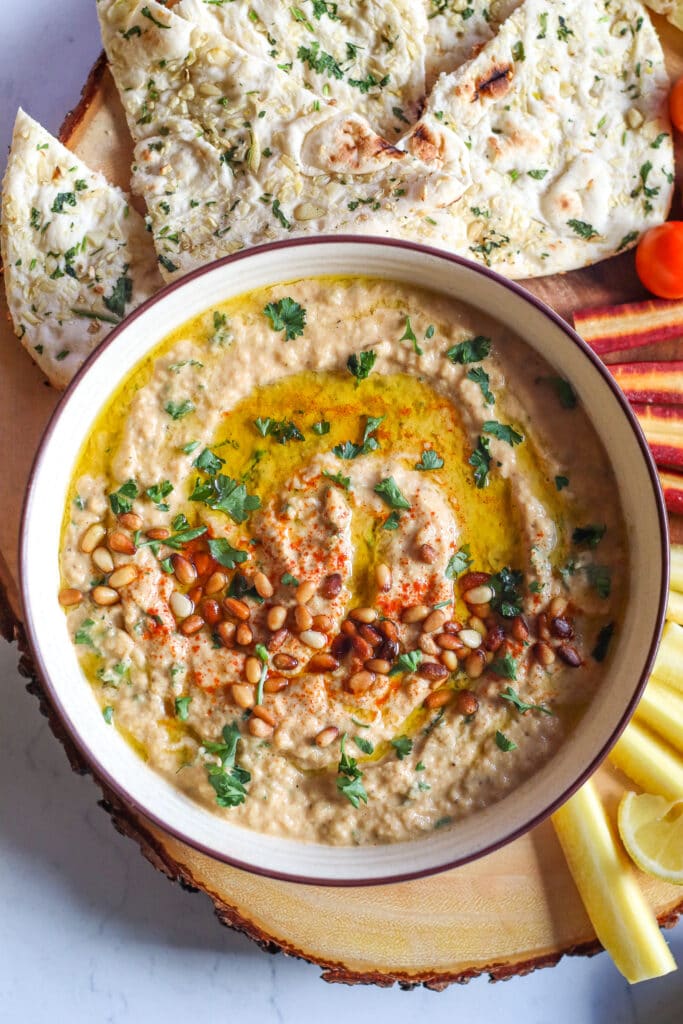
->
[635, 678, 683, 756]
[552, 781, 676, 983]
[666, 589, 683, 626]
[609, 720, 683, 801]
[652, 621, 683, 694]
[670, 546, 683, 594]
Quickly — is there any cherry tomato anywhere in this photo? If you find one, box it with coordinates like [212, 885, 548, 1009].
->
[670, 76, 683, 133]
[636, 222, 683, 299]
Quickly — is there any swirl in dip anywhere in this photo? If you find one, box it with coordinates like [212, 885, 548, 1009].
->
[59, 277, 627, 845]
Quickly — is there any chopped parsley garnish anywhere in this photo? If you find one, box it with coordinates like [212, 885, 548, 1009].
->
[108, 478, 139, 516]
[333, 415, 383, 459]
[467, 367, 495, 405]
[103, 275, 133, 319]
[141, 5, 170, 29]
[617, 231, 639, 252]
[572, 524, 606, 549]
[322, 469, 351, 490]
[592, 622, 615, 662]
[165, 399, 195, 420]
[348, 72, 390, 93]
[469, 436, 491, 487]
[382, 511, 402, 530]
[587, 564, 611, 599]
[567, 219, 598, 240]
[354, 735, 374, 755]
[374, 476, 411, 510]
[297, 42, 344, 79]
[398, 316, 423, 356]
[482, 420, 523, 446]
[204, 722, 251, 807]
[74, 618, 96, 647]
[391, 735, 413, 759]
[336, 734, 368, 808]
[512, 40, 525, 61]
[263, 296, 306, 340]
[557, 15, 573, 41]
[102, 706, 114, 724]
[489, 567, 524, 618]
[312, 420, 330, 435]
[175, 696, 192, 721]
[545, 376, 577, 409]
[500, 686, 552, 715]
[347, 349, 377, 383]
[445, 545, 472, 579]
[434, 816, 453, 829]
[490, 653, 518, 680]
[189, 474, 261, 524]
[51, 192, 77, 214]
[254, 417, 304, 444]
[495, 730, 518, 752]
[528, 168, 549, 179]
[181, 441, 200, 455]
[280, 572, 299, 587]
[207, 537, 248, 569]
[651, 132, 669, 149]
[415, 449, 444, 471]
[446, 335, 491, 364]
[145, 480, 173, 509]
[555, 475, 569, 491]
[389, 650, 422, 676]
[193, 448, 225, 476]
[158, 254, 179, 274]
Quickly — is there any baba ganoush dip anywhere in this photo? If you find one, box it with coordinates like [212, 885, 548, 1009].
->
[59, 277, 627, 846]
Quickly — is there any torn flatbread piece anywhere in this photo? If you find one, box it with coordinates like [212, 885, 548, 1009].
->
[1, 109, 161, 388]
[98, 0, 469, 280]
[177, 0, 427, 140]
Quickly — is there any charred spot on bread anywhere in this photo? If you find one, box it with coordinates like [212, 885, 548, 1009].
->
[474, 63, 513, 102]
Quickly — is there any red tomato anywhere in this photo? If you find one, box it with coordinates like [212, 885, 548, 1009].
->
[670, 76, 683, 133]
[636, 223, 683, 299]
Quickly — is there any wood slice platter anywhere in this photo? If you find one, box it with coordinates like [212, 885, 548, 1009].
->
[3, 16, 683, 988]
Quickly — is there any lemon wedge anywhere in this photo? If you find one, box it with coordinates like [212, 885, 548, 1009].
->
[618, 791, 683, 885]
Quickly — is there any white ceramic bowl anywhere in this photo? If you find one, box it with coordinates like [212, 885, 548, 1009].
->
[20, 238, 669, 886]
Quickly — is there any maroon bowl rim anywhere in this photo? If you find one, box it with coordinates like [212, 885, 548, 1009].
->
[19, 235, 670, 887]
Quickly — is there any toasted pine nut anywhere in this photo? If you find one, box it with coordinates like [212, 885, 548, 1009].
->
[146, 527, 170, 541]
[358, 623, 382, 646]
[81, 523, 106, 554]
[172, 554, 197, 585]
[320, 573, 342, 598]
[470, 602, 491, 618]
[422, 608, 447, 634]
[109, 564, 137, 589]
[341, 619, 357, 636]
[537, 612, 551, 641]
[92, 546, 115, 574]
[557, 644, 582, 667]
[377, 637, 399, 661]
[418, 543, 436, 564]
[459, 628, 483, 649]
[378, 619, 399, 642]
[349, 607, 378, 624]
[267, 605, 287, 630]
[534, 641, 555, 666]
[188, 586, 203, 606]
[300, 629, 327, 649]
[312, 614, 333, 633]
[245, 656, 262, 684]
[217, 621, 236, 647]
[366, 658, 391, 674]
[418, 661, 449, 682]
[435, 632, 463, 651]
[348, 669, 376, 693]
[315, 726, 339, 748]
[180, 614, 204, 636]
[352, 635, 373, 660]
[549, 596, 568, 618]
[92, 586, 120, 607]
[170, 591, 194, 619]
[511, 615, 530, 641]
[440, 650, 459, 672]
[252, 704, 276, 726]
[419, 633, 439, 656]
[268, 627, 289, 652]
[232, 684, 255, 709]
[254, 571, 274, 599]
[455, 689, 479, 716]
[58, 588, 82, 607]
[424, 688, 453, 709]
[463, 584, 494, 605]
[194, 552, 211, 576]
[551, 616, 574, 640]
[468, 615, 487, 637]
[249, 716, 273, 738]
[236, 623, 253, 646]
[296, 580, 316, 605]
[108, 531, 136, 555]
[402, 604, 430, 624]
[458, 571, 490, 593]
[118, 512, 142, 531]
[273, 652, 299, 671]
[375, 563, 392, 591]
[465, 650, 486, 679]
[201, 599, 222, 626]
[295, 605, 313, 631]
[331, 634, 352, 660]
[484, 624, 505, 652]
[223, 597, 250, 621]
[307, 653, 339, 672]
[264, 676, 289, 693]
[204, 571, 227, 596]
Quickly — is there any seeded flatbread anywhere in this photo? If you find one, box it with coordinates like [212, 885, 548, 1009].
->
[177, 0, 427, 140]
[1, 110, 161, 388]
[97, 0, 470, 281]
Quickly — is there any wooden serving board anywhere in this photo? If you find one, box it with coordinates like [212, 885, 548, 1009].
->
[3, 19, 683, 988]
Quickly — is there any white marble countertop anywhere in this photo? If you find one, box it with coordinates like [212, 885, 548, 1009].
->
[1, 3, 681, 1020]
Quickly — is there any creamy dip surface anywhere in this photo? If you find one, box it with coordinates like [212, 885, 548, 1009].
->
[59, 277, 627, 845]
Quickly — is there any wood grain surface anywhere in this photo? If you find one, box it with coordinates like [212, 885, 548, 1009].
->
[2, 15, 683, 987]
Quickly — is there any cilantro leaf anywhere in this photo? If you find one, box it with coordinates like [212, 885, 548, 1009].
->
[207, 537, 248, 569]
[193, 448, 225, 476]
[145, 480, 173, 507]
[467, 367, 495, 405]
[382, 511, 402, 530]
[263, 296, 306, 340]
[281, 572, 299, 586]
[446, 335, 491, 364]
[333, 415, 382, 459]
[165, 399, 195, 420]
[103, 275, 133, 320]
[354, 735, 374, 755]
[336, 734, 368, 808]
[482, 421, 524, 446]
[415, 449, 444, 471]
[527, 168, 548, 179]
[391, 736, 413, 759]
[495, 730, 518, 752]
[203, 722, 251, 807]
[389, 650, 422, 676]
[347, 349, 377, 383]
[572, 524, 606, 549]
[374, 476, 411, 510]
[51, 192, 77, 213]
[499, 686, 552, 715]
[323, 469, 351, 490]
[469, 436, 491, 487]
[490, 653, 518, 680]
[74, 618, 96, 647]
[312, 420, 330, 435]
[190, 474, 261, 524]
[255, 418, 304, 444]
[108, 479, 139, 516]
[567, 219, 598, 240]
[445, 545, 472, 579]
[398, 316, 423, 355]
[489, 567, 524, 618]
[175, 696, 192, 721]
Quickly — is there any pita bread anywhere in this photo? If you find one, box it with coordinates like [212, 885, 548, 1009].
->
[177, 0, 427, 140]
[97, 0, 469, 281]
[1, 109, 162, 388]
